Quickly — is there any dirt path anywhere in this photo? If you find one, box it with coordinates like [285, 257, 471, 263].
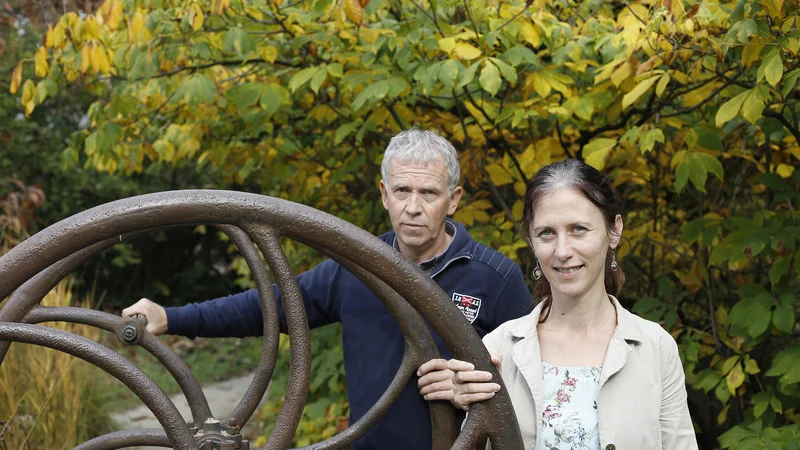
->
[110, 372, 268, 449]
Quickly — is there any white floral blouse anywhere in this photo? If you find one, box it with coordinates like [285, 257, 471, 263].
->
[539, 361, 602, 450]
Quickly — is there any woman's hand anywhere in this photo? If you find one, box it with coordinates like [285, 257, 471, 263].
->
[448, 354, 502, 411]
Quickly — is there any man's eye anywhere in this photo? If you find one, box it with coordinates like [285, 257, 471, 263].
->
[573, 226, 587, 232]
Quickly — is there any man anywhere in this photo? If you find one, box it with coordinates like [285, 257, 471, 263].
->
[123, 128, 532, 450]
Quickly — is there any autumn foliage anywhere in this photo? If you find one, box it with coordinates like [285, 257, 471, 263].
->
[8, 0, 800, 447]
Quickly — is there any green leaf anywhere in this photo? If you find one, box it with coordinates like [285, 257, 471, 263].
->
[183, 73, 217, 104]
[582, 138, 617, 171]
[228, 82, 263, 110]
[334, 120, 362, 144]
[681, 218, 707, 243]
[479, 61, 501, 96]
[490, 57, 518, 84]
[260, 84, 283, 116]
[766, 345, 800, 385]
[457, 62, 479, 89]
[639, 128, 664, 154]
[388, 78, 408, 97]
[772, 296, 795, 333]
[438, 59, 461, 89]
[753, 392, 771, 418]
[622, 76, 659, 109]
[738, 19, 758, 43]
[759, 52, 784, 87]
[715, 90, 749, 127]
[310, 67, 328, 94]
[781, 69, 799, 98]
[729, 292, 773, 338]
[741, 88, 766, 123]
[223, 27, 255, 56]
[696, 153, 724, 181]
[289, 67, 319, 92]
[327, 63, 344, 78]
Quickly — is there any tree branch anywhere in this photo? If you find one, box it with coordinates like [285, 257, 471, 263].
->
[764, 109, 800, 143]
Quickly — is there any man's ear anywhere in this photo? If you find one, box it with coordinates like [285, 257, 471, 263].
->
[379, 180, 389, 210]
[610, 214, 624, 249]
[447, 186, 463, 215]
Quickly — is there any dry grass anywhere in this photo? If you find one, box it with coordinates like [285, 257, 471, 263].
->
[0, 280, 114, 450]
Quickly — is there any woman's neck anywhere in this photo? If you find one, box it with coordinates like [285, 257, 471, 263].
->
[544, 289, 615, 332]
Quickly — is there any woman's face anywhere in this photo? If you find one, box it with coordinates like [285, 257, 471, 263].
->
[529, 187, 623, 302]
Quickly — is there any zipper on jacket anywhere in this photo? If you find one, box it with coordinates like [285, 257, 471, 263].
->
[430, 254, 471, 278]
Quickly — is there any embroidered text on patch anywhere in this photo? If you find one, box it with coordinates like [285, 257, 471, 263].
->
[452, 293, 482, 323]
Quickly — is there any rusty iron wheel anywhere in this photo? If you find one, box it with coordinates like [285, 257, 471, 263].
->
[0, 191, 523, 450]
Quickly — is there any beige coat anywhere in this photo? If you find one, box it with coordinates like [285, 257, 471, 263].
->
[483, 296, 697, 450]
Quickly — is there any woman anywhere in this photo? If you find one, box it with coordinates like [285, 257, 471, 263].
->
[448, 160, 697, 450]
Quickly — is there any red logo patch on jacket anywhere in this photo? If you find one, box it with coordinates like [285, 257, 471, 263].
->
[452, 293, 482, 323]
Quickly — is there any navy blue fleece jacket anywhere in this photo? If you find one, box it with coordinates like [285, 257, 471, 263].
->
[165, 220, 532, 450]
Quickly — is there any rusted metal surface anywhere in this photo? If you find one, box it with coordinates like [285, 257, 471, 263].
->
[75, 429, 171, 450]
[0, 190, 522, 449]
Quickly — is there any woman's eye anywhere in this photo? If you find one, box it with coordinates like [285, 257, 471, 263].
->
[539, 230, 553, 237]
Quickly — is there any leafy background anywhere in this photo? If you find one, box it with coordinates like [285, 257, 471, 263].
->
[2, 0, 800, 448]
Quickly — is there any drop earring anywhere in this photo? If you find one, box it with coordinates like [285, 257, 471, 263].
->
[532, 260, 542, 280]
[610, 249, 618, 272]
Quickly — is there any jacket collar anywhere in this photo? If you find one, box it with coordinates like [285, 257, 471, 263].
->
[510, 295, 642, 344]
[381, 219, 474, 274]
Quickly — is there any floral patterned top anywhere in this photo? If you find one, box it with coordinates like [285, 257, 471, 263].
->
[539, 361, 602, 450]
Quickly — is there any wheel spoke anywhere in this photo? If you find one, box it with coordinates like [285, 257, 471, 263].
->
[22, 306, 212, 424]
[217, 224, 281, 428]
[246, 224, 311, 450]
[0, 323, 194, 450]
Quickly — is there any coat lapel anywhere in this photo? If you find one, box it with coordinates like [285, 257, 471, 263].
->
[600, 296, 642, 388]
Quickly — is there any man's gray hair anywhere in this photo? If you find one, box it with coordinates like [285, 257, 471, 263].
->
[381, 129, 460, 192]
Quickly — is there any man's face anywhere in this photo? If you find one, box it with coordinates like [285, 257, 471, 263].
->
[380, 158, 463, 263]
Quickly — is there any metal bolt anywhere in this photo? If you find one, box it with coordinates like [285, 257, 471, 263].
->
[226, 418, 240, 435]
[120, 323, 139, 344]
[203, 418, 221, 435]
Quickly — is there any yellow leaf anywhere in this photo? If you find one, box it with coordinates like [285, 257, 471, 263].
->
[520, 21, 540, 47]
[741, 43, 764, 68]
[82, 17, 102, 41]
[21, 79, 36, 116]
[611, 61, 632, 87]
[34, 47, 49, 78]
[129, 11, 151, 43]
[726, 363, 745, 394]
[438, 37, 456, 54]
[262, 46, 279, 63]
[81, 44, 92, 73]
[453, 42, 481, 60]
[45, 26, 55, 48]
[344, 0, 363, 26]
[215, 0, 231, 15]
[486, 164, 514, 186]
[512, 200, 523, 221]
[528, 72, 550, 98]
[656, 73, 670, 97]
[52, 23, 66, 48]
[9, 61, 23, 94]
[90, 43, 103, 74]
[776, 163, 794, 178]
[763, 0, 784, 18]
[98, 0, 123, 30]
[192, 4, 205, 31]
[622, 75, 659, 109]
[94, 45, 111, 75]
[472, 199, 493, 210]
[582, 138, 617, 171]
